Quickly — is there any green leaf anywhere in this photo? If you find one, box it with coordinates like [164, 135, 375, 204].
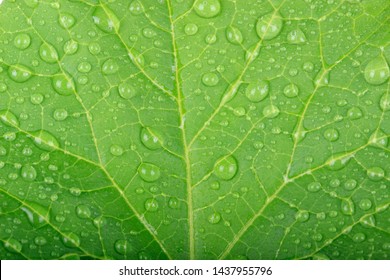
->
[0, 0, 389, 260]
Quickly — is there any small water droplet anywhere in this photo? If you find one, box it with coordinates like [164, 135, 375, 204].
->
[4, 238, 22, 253]
[168, 197, 179, 209]
[140, 127, 161, 150]
[341, 198, 355, 215]
[213, 155, 238, 180]
[295, 210, 310, 222]
[129, 0, 144, 15]
[194, 0, 221, 18]
[118, 81, 136, 99]
[34, 236, 47, 246]
[31, 130, 60, 151]
[263, 105, 280, 118]
[114, 239, 130, 255]
[364, 56, 389, 85]
[208, 212, 221, 224]
[76, 205, 91, 219]
[110, 145, 124, 156]
[59, 13, 76, 29]
[347, 106, 363, 120]
[358, 198, 372, 211]
[102, 59, 119, 75]
[327, 153, 352, 170]
[62, 232, 80, 248]
[352, 232, 366, 243]
[184, 23, 198, 35]
[256, 12, 283, 40]
[379, 93, 390, 111]
[53, 109, 68, 121]
[361, 215, 376, 228]
[39, 43, 59, 64]
[283, 83, 299, 98]
[307, 181, 321, 192]
[287, 29, 306, 44]
[245, 80, 269, 102]
[226, 26, 243, 44]
[0, 110, 19, 127]
[343, 179, 357, 190]
[144, 198, 159, 212]
[138, 163, 161, 182]
[323, 128, 339, 142]
[63, 39, 78, 54]
[52, 75, 75, 96]
[202, 72, 219, 86]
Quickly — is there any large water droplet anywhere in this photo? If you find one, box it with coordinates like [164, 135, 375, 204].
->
[263, 105, 280, 118]
[4, 238, 22, 253]
[208, 212, 221, 224]
[118, 81, 136, 99]
[184, 23, 198, 36]
[30, 93, 44, 105]
[129, 0, 144, 15]
[341, 198, 355, 215]
[352, 232, 366, 243]
[31, 130, 60, 151]
[140, 127, 161, 150]
[64, 39, 79, 55]
[364, 56, 389, 85]
[168, 197, 179, 209]
[287, 29, 306, 44]
[39, 43, 59, 64]
[202, 72, 219, 86]
[59, 13, 76, 29]
[102, 59, 119, 75]
[245, 80, 269, 102]
[361, 215, 376, 228]
[295, 210, 310, 222]
[92, 6, 120, 33]
[283, 83, 299, 98]
[344, 179, 357, 190]
[347, 106, 363, 120]
[62, 232, 81, 248]
[0, 110, 19, 127]
[213, 155, 238, 180]
[314, 69, 329, 87]
[327, 153, 352, 170]
[52, 75, 75, 96]
[367, 166, 385, 181]
[194, 0, 221, 18]
[21, 165, 37, 181]
[76, 205, 91, 219]
[34, 236, 47, 246]
[369, 129, 388, 148]
[8, 64, 32, 82]
[138, 163, 161, 182]
[379, 93, 390, 111]
[14, 34, 31, 50]
[226, 26, 243, 44]
[307, 181, 321, 192]
[53, 109, 68, 121]
[256, 12, 283, 40]
[144, 198, 159, 212]
[21, 203, 48, 228]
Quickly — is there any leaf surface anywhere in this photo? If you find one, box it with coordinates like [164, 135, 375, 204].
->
[0, 0, 389, 260]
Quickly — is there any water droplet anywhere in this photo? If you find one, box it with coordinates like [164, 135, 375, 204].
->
[352, 232, 366, 243]
[341, 198, 355, 215]
[194, 0, 221, 18]
[39, 43, 59, 64]
[31, 130, 60, 151]
[312, 253, 330, 260]
[110, 145, 124, 156]
[307, 181, 321, 192]
[226, 26, 243, 44]
[245, 81, 269, 102]
[4, 238, 22, 253]
[168, 197, 179, 209]
[314, 69, 329, 87]
[283, 83, 299, 98]
[69, 187, 81, 197]
[303, 61, 314, 72]
[114, 239, 130, 254]
[118, 81, 136, 99]
[312, 233, 323, 242]
[76, 205, 91, 219]
[205, 34, 217, 44]
[63, 39, 78, 54]
[52, 75, 75, 96]
[347, 106, 363, 120]
[0, 110, 19, 127]
[138, 163, 161, 182]
[53, 109, 68, 121]
[210, 181, 220, 190]
[287, 29, 306, 44]
[21, 203, 48, 228]
[369, 129, 388, 148]
[29, 93, 44, 105]
[184, 23, 198, 35]
[59, 13, 76, 29]
[140, 127, 161, 150]
[129, 0, 144, 15]
[21, 165, 37, 181]
[144, 198, 159, 212]
[34, 236, 47, 246]
[364, 56, 389, 85]
[77, 62, 92, 73]
[202, 72, 219, 86]
[93, 216, 106, 228]
[361, 215, 376, 228]
[213, 155, 238, 180]
[327, 153, 352, 170]
[92, 6, 120, 33]
[14, 34, 31, 50]
[295, 210, 310, 222]
[358, 198, 372, 211]
[344, 179, 357, 190]
[208, 212, 221, 224]
[245, 45, 260, 61]
[379, 93, 390, 111]
[8, 64, 32, 82]
[102, 58, 119, 75]
[62, 232, 80, 248]
[323, 128, 339, 142]
[256, 12, 283, 40]
[367, 166, 384, 181]
[233, 107, 246, 117]
[263, 105, 280, 118]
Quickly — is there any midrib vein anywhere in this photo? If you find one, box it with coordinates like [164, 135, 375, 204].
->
[167, 0, 195, 259]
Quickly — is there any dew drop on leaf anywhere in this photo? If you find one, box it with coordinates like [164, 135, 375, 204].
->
[52, 75, 75, 96]
[21, 165, 37, 181]
[0, 110, 19, 127]
[92, 6, 120, 33]
[4, 238, 22, 253]
[194, 0, 221, 18]
[31, 130, 60, 151]
[138, 163, 161, 182]
[287, 29, 306, 44]
[62, 232, 81, 248]
[144, 198, 159, 212]
[14, 33, 31, 50]
[213, 155, 238, 180]
[76, 205, 91, 219]
[341, 199, 355, 216]
[245, 80, 269, 102]
[364, 56, 389, 85]
[208, 212, 221, 224]
[8, 64, 32, 83]
[367, 167, 385, 181]
[256, 12, 283, 40]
